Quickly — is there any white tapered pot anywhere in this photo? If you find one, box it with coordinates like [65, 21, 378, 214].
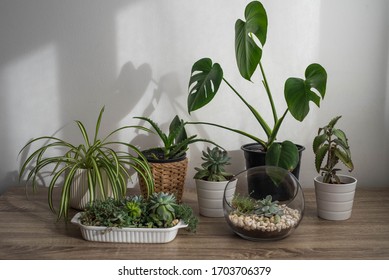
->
[70, 169, 112, 210]
[314, 175, 357, 221]
[195, 178, 237, 217]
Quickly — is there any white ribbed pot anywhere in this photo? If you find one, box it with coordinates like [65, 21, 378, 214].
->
[314, 175, 357, 221]
[70, 169, 112, 210]
[195, 178, 237, 217]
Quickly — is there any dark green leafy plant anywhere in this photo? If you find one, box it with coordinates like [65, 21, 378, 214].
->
[194, 147, 233, 181]
[79, 193, 198, 232]
[18, 107, 154, 220]
[187, 1, 327, 172]
[313, 116, 354, 184]
[135, 115, 220, 160]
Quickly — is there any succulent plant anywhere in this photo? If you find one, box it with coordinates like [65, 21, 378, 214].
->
[148, 192, 178, 226]
[80, 192, 198, 232]
[313, 116, 354, 184]
[254, 195, 284, 218]
[231, 194, 257, 214]
[80, 198, 131, 228]
[126, 199, 142, 220]
[194, 147, 233, 181]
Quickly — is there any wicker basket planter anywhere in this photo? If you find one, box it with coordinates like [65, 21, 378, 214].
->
[138, 149, 188, 202]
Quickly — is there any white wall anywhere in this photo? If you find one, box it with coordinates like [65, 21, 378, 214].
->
[0, 0, 388, 194]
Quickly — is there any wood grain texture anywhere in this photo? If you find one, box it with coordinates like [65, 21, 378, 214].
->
[0, 186, 388, 260]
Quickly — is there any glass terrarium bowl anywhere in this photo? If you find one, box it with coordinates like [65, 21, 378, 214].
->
[223, 166, 304, 241]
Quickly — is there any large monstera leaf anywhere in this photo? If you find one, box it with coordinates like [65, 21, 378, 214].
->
[188, 58, 223, 113]
[285, 63, 327, 122]
[265, 141, 299, 172]
[235, 1, 268, 81]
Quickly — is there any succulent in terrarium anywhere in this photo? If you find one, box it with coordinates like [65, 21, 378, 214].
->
[231, 194, 257, 214]
[254, 195, 284, 218]
[148, 192, 178, 227]
[194, 147, 233, 181]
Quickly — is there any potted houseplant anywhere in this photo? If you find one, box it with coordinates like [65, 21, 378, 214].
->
[71, 192, 198, 243]
[193, 147, 237, 217]
[187, 1, 327, 177]
[18, 106, 154, 220]
[313, 115, 357, 220]
[134, 115, 219, 202]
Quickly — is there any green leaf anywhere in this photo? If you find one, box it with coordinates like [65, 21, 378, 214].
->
[168, 115, 187, 146]
[235, 1, 267, 80]
[93, 106, 104, 143]
[312, 133, 327, 153]
[76, 120, 90, 148]
[333, 128, 348, 146]
[285, 63, 327, 121]
[328, 115, 342, 127]
[335, 149, 354, 171]
[265, 141, 299, 171]
[188, 58, 223, 113]
[315, 144, 328, 173]
[134, 116, 167, 145]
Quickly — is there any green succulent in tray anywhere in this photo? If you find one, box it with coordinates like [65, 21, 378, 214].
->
[148, 192, 178, 227]
[79, 192, 198, 232]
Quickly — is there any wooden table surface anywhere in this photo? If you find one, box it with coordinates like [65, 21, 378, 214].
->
[0, 186, 388, 260]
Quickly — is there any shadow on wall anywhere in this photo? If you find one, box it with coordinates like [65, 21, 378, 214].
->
[0, 0, 161, 192]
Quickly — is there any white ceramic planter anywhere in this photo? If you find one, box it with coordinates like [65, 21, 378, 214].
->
[71, 213, 187, 243]
[314, 175, 357, 221]
[195, 179, 237, 217]
[70, 169, 112, 210]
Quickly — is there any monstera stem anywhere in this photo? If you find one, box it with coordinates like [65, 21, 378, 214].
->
[223, 78, 272, 139]
[259, 61, 278, 125]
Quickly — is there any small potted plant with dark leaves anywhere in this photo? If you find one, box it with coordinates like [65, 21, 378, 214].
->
[134, 115, 219, 202]
[18, 107, 153, 221]
[194, 147, 237, 217]
[71, 192, 198, 243]
[313, 115, 357, 220]
[187, 1, 327, 180]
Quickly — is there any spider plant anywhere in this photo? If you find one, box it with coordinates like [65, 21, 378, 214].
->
[19, 106, 154, 220]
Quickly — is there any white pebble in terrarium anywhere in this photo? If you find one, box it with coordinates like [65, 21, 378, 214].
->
[228, 195, 301, 236]
[223, 166, 305, 241]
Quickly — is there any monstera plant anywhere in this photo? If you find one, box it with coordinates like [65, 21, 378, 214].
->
[187, 1, 327, 172]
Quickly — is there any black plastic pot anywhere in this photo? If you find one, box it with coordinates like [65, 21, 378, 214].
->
[141, 148, 186, 163]
[241, 143, 305, 200]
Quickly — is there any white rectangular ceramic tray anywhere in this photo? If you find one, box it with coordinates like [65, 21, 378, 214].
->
[71, 212, 188, 243]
